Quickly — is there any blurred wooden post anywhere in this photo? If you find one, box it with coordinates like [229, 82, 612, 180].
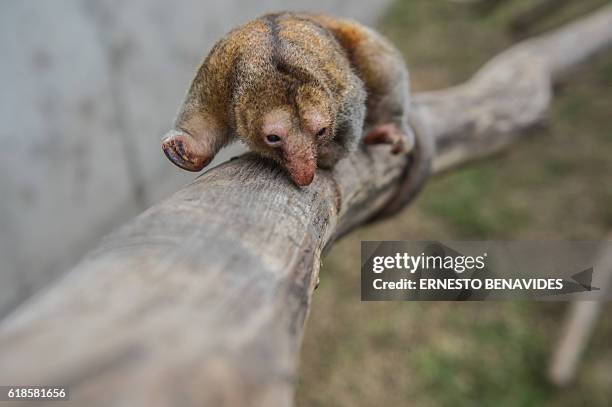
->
[0, 5, 611, 406]
[549, 238, 612, 386]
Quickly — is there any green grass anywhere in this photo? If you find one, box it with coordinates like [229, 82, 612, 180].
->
[296, 1, 612, 406]
[422, 167, 532, 238]
[414, 304, 552, 407]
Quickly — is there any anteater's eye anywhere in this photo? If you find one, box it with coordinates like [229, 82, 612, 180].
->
[316, 127, 327, 137]
[265, 134, 282, 146]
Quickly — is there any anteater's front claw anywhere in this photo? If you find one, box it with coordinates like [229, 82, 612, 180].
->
[161, 131, 211, 172]
[364, 123, 415, 155]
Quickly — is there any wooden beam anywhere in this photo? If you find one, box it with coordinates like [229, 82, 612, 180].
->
[0, 5, 611, 406]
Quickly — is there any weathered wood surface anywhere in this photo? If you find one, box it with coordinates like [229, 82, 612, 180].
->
[0, 5, 611, 406]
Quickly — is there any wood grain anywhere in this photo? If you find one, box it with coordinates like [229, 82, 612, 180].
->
[0, 5, 611, 406]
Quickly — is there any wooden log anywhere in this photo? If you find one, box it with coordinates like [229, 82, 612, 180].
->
[0, 5, 611, 406]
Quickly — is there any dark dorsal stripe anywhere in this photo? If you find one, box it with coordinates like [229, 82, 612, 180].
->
[263, 13, 320, 87]
[263, 14, 282, 62]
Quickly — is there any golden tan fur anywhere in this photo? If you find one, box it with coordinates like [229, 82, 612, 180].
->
[162, 12, 421, 187]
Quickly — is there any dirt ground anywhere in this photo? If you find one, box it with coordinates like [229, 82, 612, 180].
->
[296, 1, 612, 406]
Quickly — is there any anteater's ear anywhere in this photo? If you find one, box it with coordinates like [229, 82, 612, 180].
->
[161, 130, 214, 172]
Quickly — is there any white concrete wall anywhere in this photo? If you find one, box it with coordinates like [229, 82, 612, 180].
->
[0, 0, 391, 316]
